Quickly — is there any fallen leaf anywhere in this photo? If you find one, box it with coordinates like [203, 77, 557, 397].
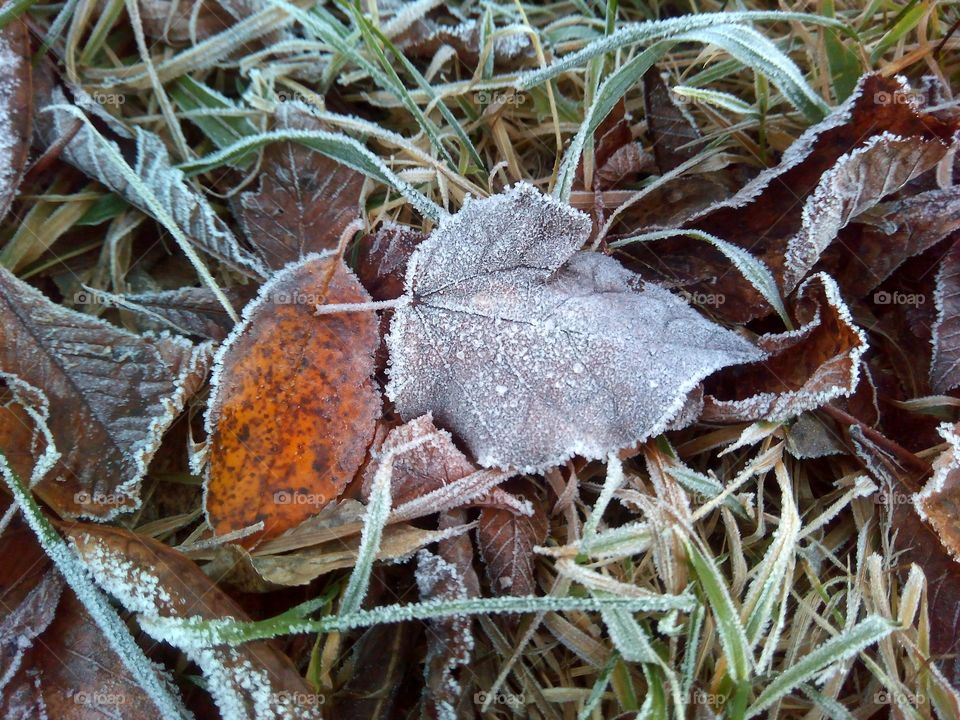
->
[396, 12, 534, 69]
[477, 480, 549, 597]
[355, 222, 425, 302]
[386, 182, 763, 472]
[930, 237, 960, 393]
[238, 104, 366, 269]
[914, 422, 960, 562]
[0, 20, 31, 224]
[415, 548, 473, 720]
[114, 285, 258, 341]
[205, 253, 380, 541]
[70, 523, 324, 719]
[0, 267, 212, 518]
[702, 273, 866, 422]
[643, 67, 701, 173]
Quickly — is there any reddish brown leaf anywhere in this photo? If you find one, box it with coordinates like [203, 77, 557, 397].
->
[0, 20, 31, 224]
[930, 236, 960, 393]
[915, 423, 960, 562]
[0, 267, 212, 519]
[702, 273, 866, 422]
[643, 67, 701, 173]
[118, 285, 258, 340]
[477, 480, 548, 597]
[205, 254, 380, 541]
[69, 523, 325, 718]
[355, 222, 425, 302]
[238, 105, 366, 269]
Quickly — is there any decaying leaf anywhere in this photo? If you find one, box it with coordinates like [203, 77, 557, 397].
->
[0, 267, 212, 518]
[395, 9, 534, 69]
[70, 523, 324, 720]
[113, 285, 258, 341]
[643, 67, 701, 173]
[702, 274, 866, 422]
[624, 74, 958, 323]
[415, 548, 474, 720]
[0, 21, 31, 224]
[238, 104, 366, 269]
[915, 423, 960, 562]
[205, 253, 380, 541]
[355, 222, 425, 302]
[930, 237, 960, 393]
[477, 480, 548, 597]
[386, 182, 763, 472]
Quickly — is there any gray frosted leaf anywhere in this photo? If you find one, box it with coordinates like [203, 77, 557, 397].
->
[386, 183, 763, 473]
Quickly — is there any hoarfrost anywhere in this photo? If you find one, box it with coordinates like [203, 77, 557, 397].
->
[386, 183, 763, 472]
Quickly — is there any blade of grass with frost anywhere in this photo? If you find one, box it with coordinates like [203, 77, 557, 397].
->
[674, 25, 828, 121]
[800, 685, 858, 720]
[672, 86, 756, 115]
[180, 129, 444, 221]
[611, 228, 791, 328]
[170, 77, 259, 153]
[680, 603, 706, 697]
[580, 453, 626, 555]
[554, 42, 672, 201]
[578, 651, 619, 720]
[516, 12, 846, 89]
[664, 465, 749, 518]
[0, 0, 39, 30]
[577, 521, 652, 559]
[0, 452, 191, 720]
[349, 7, 485, 178]
[49, 107, 242, 322]
[746, 615, 896, 717]
[682, 535, 751, 682]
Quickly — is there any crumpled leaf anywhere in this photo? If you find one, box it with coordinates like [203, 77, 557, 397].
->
[643, 67, 701, 173]
[355, 221, 425, 302]
[204, 253, 381, 541]
[395, 9, 534, 69]
[930, 237, 960, 393]
[237, 104, 366, 269]
[0, 21, 31, 224]
[915, 422, 960, 562]
[415, 548, 473, 720]
[70, 523, 323, 720]
[386, 182, 763, 472]
[625, 74, 958, 323]
[0, 266, 212, 518]
[702, 273, 866, 422]
[111, 285, 257, 341]
[477, 479, 548, 597]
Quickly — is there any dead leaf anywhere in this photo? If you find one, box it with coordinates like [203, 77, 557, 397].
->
[415, 548, 473, 720]
[116, 285, 258, 340]
[477, 480, 548, 597]
[702, 273, 866, 422]
[386, 182, 763, 472]
[355, 222, 425, 302]
[0, 21, 31, 224]
[915, 422, 960, 562]
[396, 13, 534, 69]
[70, 523, 324, 719]
[0, 267, 212, 518]
[930, 236, 960, 393]
[238, 104, 366, 269]
[643, 67, 701, 173]
[205, 253, 380, 541]
[625, 74, 958, 323]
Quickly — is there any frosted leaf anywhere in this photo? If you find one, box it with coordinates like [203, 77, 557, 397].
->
[34, 83, 267, 279]
[643, 66, 701, 172]
[914, 423, 960, 562]
[0, 266, 213, 519]
[104, 285, 257, 340]
[386, 183, 763, 472]
[0, 22, 30, 224]
[0, 572, 62, 691]
[931, 238, 960, 393]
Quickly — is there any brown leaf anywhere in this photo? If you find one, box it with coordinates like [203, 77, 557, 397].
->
[930, 236, 960, 393]
[238, 105, 366, 269]
[626, 74, 958, 323]
[0, 267, 212, 518]
[69, 523, 325, 718]
[477, 480, 548, 597]
[118, 285, 258, 340]
[0, 20, 31, 224]
[396, 14, 534, 69]
[915, 423, 960, 562]
[355, 222, 425, 302]
[702, 274, 866, 422]
[139, 0, 237, 44]
[415, 548, 473, 720]
[205, 254, 380, 541]
[643, 67, 701, 173]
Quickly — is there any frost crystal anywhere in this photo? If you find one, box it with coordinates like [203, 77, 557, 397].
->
[386, 183, 763, 472]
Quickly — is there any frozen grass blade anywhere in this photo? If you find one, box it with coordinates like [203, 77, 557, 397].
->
[580, 453, 627, 554]
[672, 86, 756, 115]
[578, 651, 619, 720]
[0, 451, 191, 720]
[169, 77, 259, 152]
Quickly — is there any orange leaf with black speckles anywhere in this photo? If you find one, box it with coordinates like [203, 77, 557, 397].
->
[204, 253, 381, 542]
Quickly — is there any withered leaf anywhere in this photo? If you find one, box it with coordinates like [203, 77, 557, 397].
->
[415, 549, 474, 720]
[627, 74, 958, 323]
[477, 480, 548, 597]
[702, 273, 866, 422]
[115, 284, 258, 341]
[238, 104, 366, 269]
[930, 237, 960, 393]
[643, 67, 701, 173]
[205, 253, 381, 541]
[70, 523, 324, 719]
[355, 222, 426, 302]
[0, 267, 212, 518]
[386, 182, 763, 472]
[0, 21, 31, 224]
[915, 422, 960, 562]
